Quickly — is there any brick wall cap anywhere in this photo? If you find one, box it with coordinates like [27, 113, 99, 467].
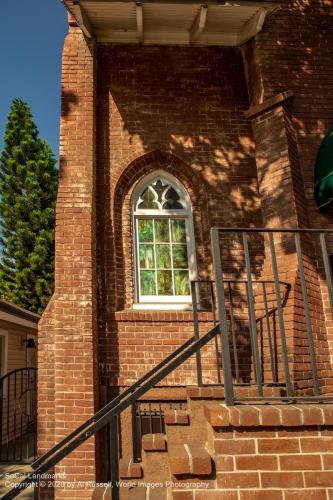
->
[204, 403, 333, 428]
[244, 90, 294, 119]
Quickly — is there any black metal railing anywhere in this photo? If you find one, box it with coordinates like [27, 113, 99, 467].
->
[4, 226, 333, 499]
[191, 278, 291, 389]
[191, 279, 219, 386]
[0, 367, 37, 463]
[211, 227, 333, 405]
[3, 323, 219, 499]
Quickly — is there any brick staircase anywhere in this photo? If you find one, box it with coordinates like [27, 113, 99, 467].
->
[6, 312, 333, 500]
[115, 385, 284, 500]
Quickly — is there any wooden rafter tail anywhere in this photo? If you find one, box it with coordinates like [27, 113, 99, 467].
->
[237, 7, 267, 46]
[136, 3, 144, 43]
[64, 0, 94, 39]
[190, 5, 208, 43]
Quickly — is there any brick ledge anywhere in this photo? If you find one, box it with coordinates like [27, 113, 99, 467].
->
[244, 90, 294, 119]
[110, 310, 213, 322]
[205, 403, 333, 428]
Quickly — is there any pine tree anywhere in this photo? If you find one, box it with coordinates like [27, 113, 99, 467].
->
[0, 98, 58, 314]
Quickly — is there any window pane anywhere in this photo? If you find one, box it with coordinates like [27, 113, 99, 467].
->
[140, 270, 156, 295]
[174, 270, 190, 295]
[138, 219, 153, 242]
[155, 219, 169, 243]
[153, 179, 168, 204]
[139, 244, 154, 269]
[138, 187, 158, 209]
[156, 245, 171, 269]
[163, 187, 183, 209]
[172, 245, 188, 269]
[157, 270, 173, 295]
[171, 219, 186, 243]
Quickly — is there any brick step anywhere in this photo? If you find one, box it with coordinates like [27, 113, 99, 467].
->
[164, 409, 189, 425]
[168, 443, 212, 476]
[142, 438, 171, 482]
[119, 458, 143, 478]
[127, 486, 169, 500]
[187, 385, 283, 400]
[142, 433, 167, 451]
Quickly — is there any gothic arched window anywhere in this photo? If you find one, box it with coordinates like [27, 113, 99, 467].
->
[132, 171, 197, 307]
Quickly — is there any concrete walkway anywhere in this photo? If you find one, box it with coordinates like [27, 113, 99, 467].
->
[0, 463, 35, 499]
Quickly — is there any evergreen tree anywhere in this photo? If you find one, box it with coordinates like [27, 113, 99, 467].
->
[0, 98, 58, 314]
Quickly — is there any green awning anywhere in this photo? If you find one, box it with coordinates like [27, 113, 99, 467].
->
[314, 127, 333, 209]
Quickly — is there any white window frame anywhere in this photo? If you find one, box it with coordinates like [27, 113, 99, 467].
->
[132, 170, 197, 309]
[0, 330, 8, 378]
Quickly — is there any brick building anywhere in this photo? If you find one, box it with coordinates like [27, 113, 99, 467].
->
[35, 0, 333, 499]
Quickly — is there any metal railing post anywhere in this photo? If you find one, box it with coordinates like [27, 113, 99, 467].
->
[268, 232, 293, 397]
[262, 281, 277, 383]
[131, 402, 140, 463]
[242, 232, 263, 397]
[7, 375, 10, 460]
[294, 233, 320, 396]
[320, 232, 333, 314]
[211, 228, 234, 406]
[209, 282, 222, 384]
[109, 415, 120, 500]
[228, 281, 240, 384]
[0, 378, 3, 461]
[191, 281, 203, 386]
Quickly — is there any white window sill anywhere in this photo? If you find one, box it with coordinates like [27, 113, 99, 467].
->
[133, 303, 192, 311]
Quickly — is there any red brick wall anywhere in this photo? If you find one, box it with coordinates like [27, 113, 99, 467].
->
[96, 45, 261, 389]
[100, 311, 218, 387]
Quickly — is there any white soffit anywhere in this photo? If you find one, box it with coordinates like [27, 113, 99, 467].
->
[62, 1, 279, 46]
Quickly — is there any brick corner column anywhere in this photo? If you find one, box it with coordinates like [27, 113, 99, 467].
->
[245, 91, 308, 229]
[244, 90, 333, 394]
[38, 23, 98, 499]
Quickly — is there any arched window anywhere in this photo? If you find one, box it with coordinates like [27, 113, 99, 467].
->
[132, 171, 197, 307]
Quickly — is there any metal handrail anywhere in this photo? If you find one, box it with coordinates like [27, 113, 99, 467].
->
[33, 334, 195, 469]
[3, 325, 219, 500]
[0, 367, 37, 382]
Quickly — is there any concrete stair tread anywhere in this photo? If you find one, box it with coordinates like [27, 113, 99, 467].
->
[168, 443, 212, 476]
[164, 409, 189, 425]
[142, 433, 167, 451]
[119, 458, 142, 478]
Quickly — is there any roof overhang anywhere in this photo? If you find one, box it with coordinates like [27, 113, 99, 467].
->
[0, 299, 40, 329]
[61, 1, 279, 46]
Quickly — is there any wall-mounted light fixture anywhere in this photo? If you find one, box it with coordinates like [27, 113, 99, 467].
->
[23, 338, 36, 349]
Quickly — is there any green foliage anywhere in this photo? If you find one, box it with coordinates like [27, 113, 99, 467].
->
[0, 98, 58, 314]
